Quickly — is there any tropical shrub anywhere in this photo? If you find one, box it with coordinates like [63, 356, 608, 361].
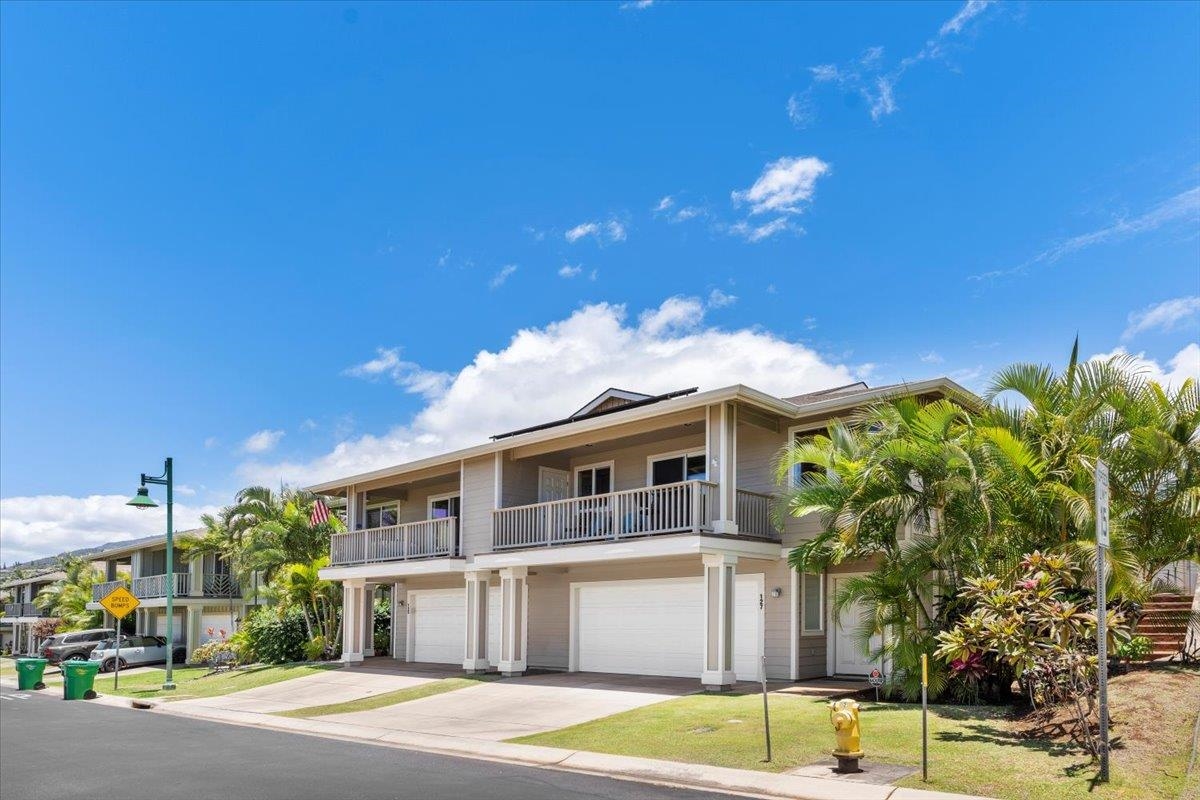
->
[241, 606, 308, 664]
[373, 599, 390, 655]
[32, 617, 63, 638]
[303, 635, 327, 662]
[934, 551, 1130, 709]
[190, 638, 243, 668]
[1114, 635, 1152, 664]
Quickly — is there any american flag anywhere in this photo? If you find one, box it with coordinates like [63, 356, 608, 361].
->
[310, 498, 330, 526]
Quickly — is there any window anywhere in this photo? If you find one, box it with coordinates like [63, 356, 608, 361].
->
[428, 494, 461, 520]
[364, 503, 399, 529]
[649, 451, 707, 486]
[575, 463, 613, 497]
[787, 428, 824, 487]
[801, 572, 823, 634]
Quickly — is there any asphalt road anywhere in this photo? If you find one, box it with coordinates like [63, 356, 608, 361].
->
[0, 685, 735, 800]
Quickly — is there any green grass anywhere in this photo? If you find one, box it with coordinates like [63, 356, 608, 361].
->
[513, 665, 1200, 800]
[92, 663, 338, 701]
[0, 657, 15, 675]
[274, 674, 501, 718]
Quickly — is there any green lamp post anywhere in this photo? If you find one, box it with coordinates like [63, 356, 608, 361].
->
[127, 457, 176, 690]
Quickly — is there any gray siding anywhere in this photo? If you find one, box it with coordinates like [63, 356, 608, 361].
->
[460, 456, 497, 557]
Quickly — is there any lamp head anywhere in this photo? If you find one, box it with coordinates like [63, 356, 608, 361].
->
[127, 486, 159, 510]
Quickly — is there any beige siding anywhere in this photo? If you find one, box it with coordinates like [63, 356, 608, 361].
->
[502, 451, 571, 507]
[398, 478, 460, 524]
[569, 432, 706, 492]
[460, 456, 497, 557]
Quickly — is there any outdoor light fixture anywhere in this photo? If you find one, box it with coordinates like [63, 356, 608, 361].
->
[127, 457, 176, 691]
[771, 587, 783, 598]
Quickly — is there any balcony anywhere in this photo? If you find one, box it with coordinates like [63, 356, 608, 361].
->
[202, 573, 241, 597]
[491, 480, 779, 550]
[92, 579, 129, 602]
[330, 517, 459, 566]
[3, 602, 43, 617]
[131, 573, 190, 598]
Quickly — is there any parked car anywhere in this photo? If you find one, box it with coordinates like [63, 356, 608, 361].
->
[90, 635, 186, 672]
[40, 628, 115, 664]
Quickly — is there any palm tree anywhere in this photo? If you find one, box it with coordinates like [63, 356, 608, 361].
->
[178, 507, 244, 633]
[263, 557, 342, 658]
[34, 557, 105, 630]
[230, 486, 339, 582]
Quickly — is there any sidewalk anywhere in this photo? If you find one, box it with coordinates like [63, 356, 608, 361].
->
[1, 674, 990, 800]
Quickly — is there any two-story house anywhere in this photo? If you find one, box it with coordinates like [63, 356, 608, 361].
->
[314, 379, 970, 690]
[2, 569, 66, 655]
[85, 532, 262, 661]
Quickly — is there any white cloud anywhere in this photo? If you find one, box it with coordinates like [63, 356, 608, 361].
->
[786, 91, 816, 129]
[727, 217, 795, 242]
[920, 350, 945, 364]
[672, 206, 705, 223]
[343, 347, 452, 399]
[203, 437, 219, 450]
[1123, 296, 1200, 341]
[558, 264, 583, 279]
[1090, 343, 1200, 390]
[300, 418, 319, 432]
[803, 316, 818, 330]
[732, 156, 831, 216]
[0, 494, 221, 564]
[619, 0, 654, 10]
[940, 0, 994, 36]
[707, 289, 737, 309]
[489, 264, 518, 289]
[972, 187, 1200, 281]
[436, 249, 452, 268]
[240, 297, 860, 487]
[654, 196, 674, 213]
[241, 429, 285, 454]
[566, 218, 627, 245]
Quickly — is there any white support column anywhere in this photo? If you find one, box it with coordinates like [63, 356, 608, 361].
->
[362, 583, 376, 657]
[188, 553, 204, 597]
[463, 570, 491, 672]
[701, 552, 738, 690]
[707, 403, 739, 534]
[346, 485, 359, 531]
[185, 605, 202, 663]
[391, 581, 406, 660]
[497, 567, 528, 676]
[341, 579, 365, 663]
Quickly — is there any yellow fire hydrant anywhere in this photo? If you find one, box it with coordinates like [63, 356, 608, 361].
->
[829, 698, 864, 773]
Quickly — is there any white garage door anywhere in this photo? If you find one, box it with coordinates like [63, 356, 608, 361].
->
[575, 574, 763, 681]
[153, 613, 185, 644]
[200, 612, 234, 644]
[408, 588, 501, 665]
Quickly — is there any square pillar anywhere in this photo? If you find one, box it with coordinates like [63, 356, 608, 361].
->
[341, 579, 365, 663]
[497, 567, 528, 676]
[701, 552, 738, 690]
[185, 605, 202, 663]
[391, 582, 407, 660]
[463, 570, 490, 672]
[188, 554, 205, 597]
[363, 583, 376, 657]
[707, 403, 739, 534]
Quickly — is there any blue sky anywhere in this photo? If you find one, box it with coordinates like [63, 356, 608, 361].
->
[2, 1, 1198, 562]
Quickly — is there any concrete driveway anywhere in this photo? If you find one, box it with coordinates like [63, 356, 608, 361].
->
[172, 664, 457, 714]
[320, 671, 697, 741]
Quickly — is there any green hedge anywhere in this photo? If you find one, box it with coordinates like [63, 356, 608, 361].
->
[241, 606, 309, 664]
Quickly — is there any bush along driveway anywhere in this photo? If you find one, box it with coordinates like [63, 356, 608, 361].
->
[511, 665, 1200, 800]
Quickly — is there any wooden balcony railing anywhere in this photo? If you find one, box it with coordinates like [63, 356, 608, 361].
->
[492, 480, 722, 550]
[92, 579, 129, 601]
[330, 517, 458, 566]
[735, 489, 780, 537]
[131, 573, 190, 598]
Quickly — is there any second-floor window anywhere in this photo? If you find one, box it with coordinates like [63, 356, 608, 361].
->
[649, 452, 706, 485]
[365, 504, 399, 529]
[429, 494, 460, 520]
[575, 463, 613, 497]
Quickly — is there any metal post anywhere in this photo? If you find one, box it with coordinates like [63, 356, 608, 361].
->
[114, 630, 120, 690]
[164, 457, 176, 690]
[921, 653, 929, 782]
[1095, 460, 1110, 782]
[760, 595, 771, 763]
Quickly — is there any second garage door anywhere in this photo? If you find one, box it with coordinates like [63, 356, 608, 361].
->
[408, 587, 502, 665]
[574, 574, 763, 681]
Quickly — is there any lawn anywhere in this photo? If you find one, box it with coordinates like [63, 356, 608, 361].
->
[90, 663, 339, 701]
[274, 673, 501, 718]
[0, 657, 14, 676]
[513, 665, 1199, 800]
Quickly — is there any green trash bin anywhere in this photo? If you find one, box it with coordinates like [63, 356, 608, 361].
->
[61, 660, 100, 700]
[15, 657, 48, 690]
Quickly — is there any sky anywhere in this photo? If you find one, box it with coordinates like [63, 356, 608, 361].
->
[2, 1, 1198, 564]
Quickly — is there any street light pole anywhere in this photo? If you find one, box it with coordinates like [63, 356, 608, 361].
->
[127, 457, 176, 691]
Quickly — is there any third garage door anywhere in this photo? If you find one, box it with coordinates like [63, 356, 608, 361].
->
[574, 575, 762, 681]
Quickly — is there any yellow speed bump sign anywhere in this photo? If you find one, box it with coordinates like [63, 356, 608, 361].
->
[99, 585, 140, 619]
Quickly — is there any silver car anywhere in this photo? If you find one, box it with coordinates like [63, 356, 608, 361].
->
[89, 635, 186, 672]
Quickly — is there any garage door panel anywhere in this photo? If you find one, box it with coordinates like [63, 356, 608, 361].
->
[409, 587, 502, 666]
[575, 576, 761, 680]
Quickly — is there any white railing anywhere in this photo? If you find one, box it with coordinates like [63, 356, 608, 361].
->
[493, 480, 721, 550]
[735, 489, 777, 537]
[1156, 560, 1200, 595]
[3, 602, 41, 617]
[202, 573, 241, 597]
[132, 573, 190, 598]
[92, 579, 128, 601]
[330, 517, 458, 566]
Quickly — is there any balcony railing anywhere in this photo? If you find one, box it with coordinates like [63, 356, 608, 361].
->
[92, 579, 129, 602]
[131, 573, 190, 598]
[330, 517, 458, 566]
[492, 480, 723, 550]
[202, 573, 241, 597]
[735, 489, 780, 538]
[3, 602, 42, 617]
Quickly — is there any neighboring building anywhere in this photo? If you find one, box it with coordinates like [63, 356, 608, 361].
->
[1, 569, 66, 655]
[314, 379, 971, 689]
[84, 533, 264, 661]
